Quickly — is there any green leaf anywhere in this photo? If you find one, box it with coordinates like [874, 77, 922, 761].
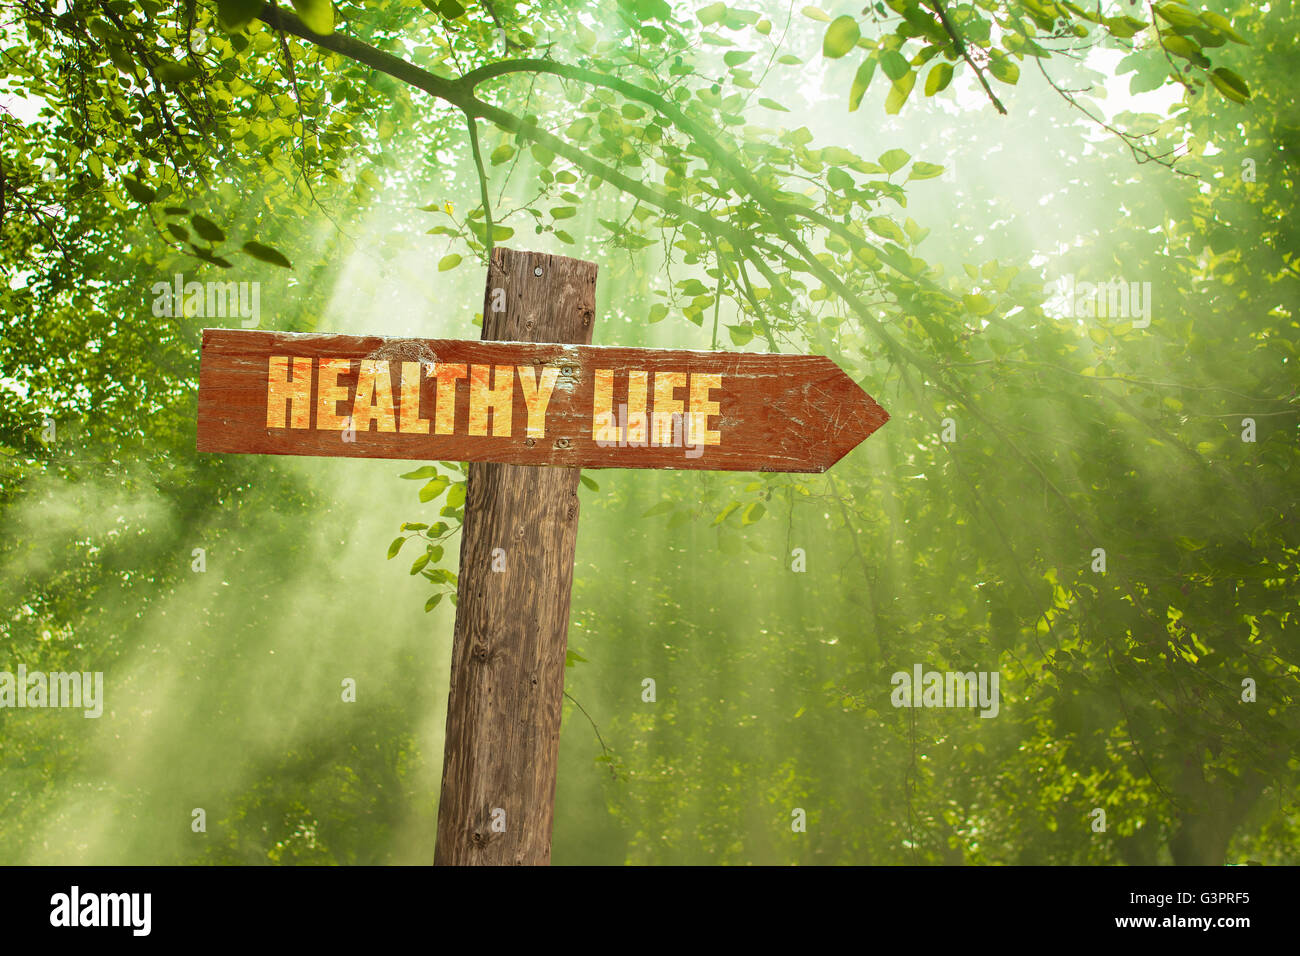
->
[1161, 35, 1205, 63]
[217, 0, 262, 32]
[642, 501, 676, 517]
[925, 61, 954, 95]
[400, 466, 440, 479]
[580, 474, 599, 491]
[712, 501, 741, 525]
[1209, 67, 1250, 103]
[826, 167, 854, 192]
[988, 53, 1019, 85]
[885, 71, 915, 114]
[822, 15, 860, 59]
[575, 22, 598, 51]
[190, 214, 224, 242]
[1199, 11, 1246, 44]
[758, 97, 790, 111]
[155, 59, 200, 84]
[439, 0, 466, 18]
[908, 161, 945, 181]
[630, 0, 672, 21]
[1103, 15, 1147, 39]
[848, 58, 876, 112]
[724, 50, 755, 67]
[438, 254, 462, 271]
[648, 303, 669, 323]
[801, 6, 831, 22]
[387, 536, 406, 559]
[290, 0, 334, 35]
[490, 143, 515, 165]
[419, 476, 450, 502]
[698, 2, 727, 26]
[878, 148, 910, 174]
[446, 482, 467, 508]
[191, 247, 234, 269]
[742, 501, 766, 525]
[242, 241, 292, 268]
[550, 206, 577, 219]
[424, 592, 444, 612]
[879, 50, 910, 82]
[123, 178, 156, 204]
[868, 216, 907, 243]
[727, 324, 755, 345]
[1154, 2, 1201, 30]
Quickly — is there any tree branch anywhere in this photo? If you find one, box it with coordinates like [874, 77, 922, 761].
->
[465, 112, 494, 260]
[253, 9, 932, 366]
[926, 0, 1007, 115]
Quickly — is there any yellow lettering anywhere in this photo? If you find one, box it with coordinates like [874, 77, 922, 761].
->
[626, 370, 648, 446]
[434, 363, 467, 435]
[517, 365, 559, 439]
[352, 360, 397, 433]
[316, 358, 352, 430]
[652, 371, 686, 446]
[399, 362, 429, 434]
[266, 356, 312, 429]
[688, 373, 722, 446]
[592, 369, 618, 443]
[468, 364, 514, 437]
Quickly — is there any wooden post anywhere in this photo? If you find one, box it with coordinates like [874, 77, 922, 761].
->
[433, 247, 597, 865]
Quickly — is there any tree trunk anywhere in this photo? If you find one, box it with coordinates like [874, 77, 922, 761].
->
[434, 247, 597, 865]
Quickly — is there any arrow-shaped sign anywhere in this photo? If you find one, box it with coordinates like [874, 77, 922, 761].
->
[198, 329, 888, 473]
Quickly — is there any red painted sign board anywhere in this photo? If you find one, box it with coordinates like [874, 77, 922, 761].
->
[197, 329, 888, 473]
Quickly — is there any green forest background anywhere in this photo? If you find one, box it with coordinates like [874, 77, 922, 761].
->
[0, 0, 1296, 865]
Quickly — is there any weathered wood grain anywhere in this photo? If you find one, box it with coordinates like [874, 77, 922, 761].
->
[196, 327, 888, 473]
[433, 248, 596, 865]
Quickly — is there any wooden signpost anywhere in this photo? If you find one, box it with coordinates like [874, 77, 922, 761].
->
[196, 247, 888, 865]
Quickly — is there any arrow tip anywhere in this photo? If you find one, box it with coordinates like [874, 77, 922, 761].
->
[820, 367, 889, 471]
